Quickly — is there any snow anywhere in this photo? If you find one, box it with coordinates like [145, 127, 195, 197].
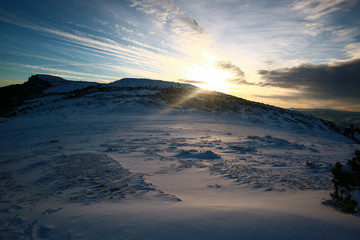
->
[44, 81, 98, 94]
[1, 78, 360, 239]
[109, 78, 192, 89]
[352, 190, 360, 206]
[35, 74, 69, 86]
[30, 74, 98, 93]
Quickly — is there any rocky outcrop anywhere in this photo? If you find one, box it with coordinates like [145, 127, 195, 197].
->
[0, 75, 54, 117]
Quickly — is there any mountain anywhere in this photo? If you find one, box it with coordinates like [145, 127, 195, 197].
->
[2, 74, 359, 142]
[0, 74, 333, 122]
[1, 75, 360, 239]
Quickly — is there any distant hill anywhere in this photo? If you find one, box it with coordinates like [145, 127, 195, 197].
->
[292, 108, 360, 130]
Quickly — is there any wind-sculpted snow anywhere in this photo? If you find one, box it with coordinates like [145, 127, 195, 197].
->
[0, 153, 179, 206]
[101, 128, 341, 191]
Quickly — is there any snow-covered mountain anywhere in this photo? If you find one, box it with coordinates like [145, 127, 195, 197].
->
[1, 75, 359, 239]
[0, 75, 346, 128]
[4, 74, 359, 142]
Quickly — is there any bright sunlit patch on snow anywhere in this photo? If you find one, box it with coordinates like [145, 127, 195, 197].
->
[185, 64, 232, 93]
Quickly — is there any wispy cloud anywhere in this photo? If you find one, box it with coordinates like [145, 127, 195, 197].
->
[0, 79, 24, 87]
[128, 0, 232, 86]
[127, 0, 258, 91]
[291, 0, 358, 43]
[1, 0, 359, 110]
[332, 27, 359, 42]
[292, 0, 357, 20]
[0, 7, 191, 82]
[0, 61, 117, 82]
[130, 0, 179, 26]
[345, 43, 360, 59]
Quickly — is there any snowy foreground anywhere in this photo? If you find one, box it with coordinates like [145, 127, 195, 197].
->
[1, 76, 360, 239]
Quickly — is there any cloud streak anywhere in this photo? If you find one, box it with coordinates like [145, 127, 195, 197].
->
[1, 0, 216, 85]
[0, 61, 117, 82]
[0, 8, 190, 81]
[292, 0, 357, 20]
[292, 0, 358, 43]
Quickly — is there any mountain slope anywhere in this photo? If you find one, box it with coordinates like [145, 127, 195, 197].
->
[7, 74, 359, 142]
[2, 75, 337, 131]
[1, 75, 359, 239]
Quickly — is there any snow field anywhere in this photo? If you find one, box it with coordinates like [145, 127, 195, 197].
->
[1, 109, 359, 239]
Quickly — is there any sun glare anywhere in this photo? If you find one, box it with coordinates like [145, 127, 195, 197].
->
[185, 64, 232, 92]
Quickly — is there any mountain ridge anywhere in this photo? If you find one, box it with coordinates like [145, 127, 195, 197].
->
[1, 74, 359, 142]
[0, 74, 260, 116]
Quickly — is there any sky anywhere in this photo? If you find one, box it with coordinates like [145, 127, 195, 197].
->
[0, 0, 359, 111]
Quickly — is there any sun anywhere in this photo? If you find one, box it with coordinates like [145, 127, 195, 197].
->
[185, 64, 232, 92]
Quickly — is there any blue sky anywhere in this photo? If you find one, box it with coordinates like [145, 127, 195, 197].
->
[0, 0, 359, 110]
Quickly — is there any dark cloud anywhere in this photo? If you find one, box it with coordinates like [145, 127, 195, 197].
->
[216, 61, 244, 78]
[179, 79, 207, 85]
[215, 60, 254, 85]
[252, 94, 302, 100]
[258, 58, 360, 103]
[180, 15, 207, 35]
[172, 14, 209, 38]
[131, 0, 210, 40]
